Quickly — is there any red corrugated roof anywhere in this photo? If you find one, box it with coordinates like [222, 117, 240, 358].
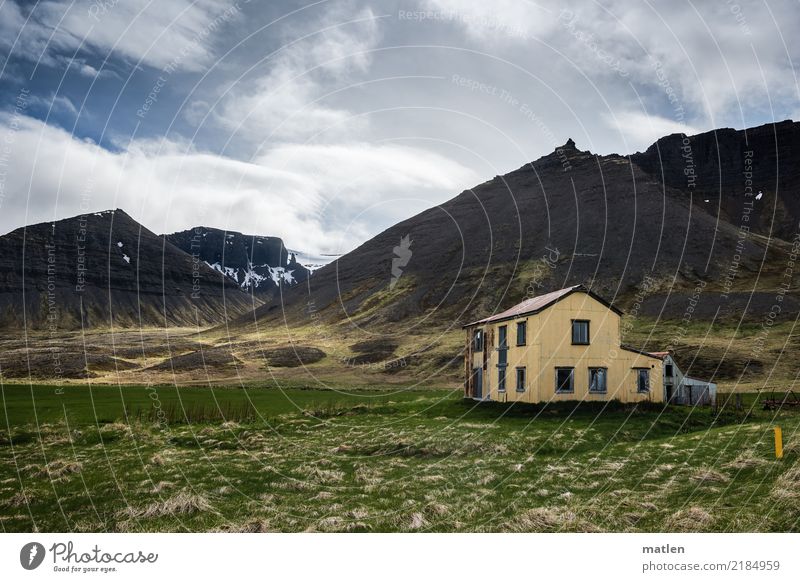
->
[465, 285, 583, 327]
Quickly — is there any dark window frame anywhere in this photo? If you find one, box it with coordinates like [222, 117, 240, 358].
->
[588, 367, 607, 393]
[635, 368, 650, 393]
[473, 329, 483, 352]
[497, 324, 508, 393]
[515, 366, 526, 392]
[571, 319, 590, 345]
[555, 367, 575, 393]
[516, 321, 527, 346]
[665, 363, 673, 377]
[498, 325, 508, 348]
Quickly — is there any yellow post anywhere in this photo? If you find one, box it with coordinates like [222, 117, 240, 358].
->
[774, 426, 783, 459]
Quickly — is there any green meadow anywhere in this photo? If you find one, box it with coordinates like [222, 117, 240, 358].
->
[1, 384, 798, 532]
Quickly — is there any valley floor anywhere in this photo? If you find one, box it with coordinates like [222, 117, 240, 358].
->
[2, 313, 798, 392]
[1, 385, 798, 532]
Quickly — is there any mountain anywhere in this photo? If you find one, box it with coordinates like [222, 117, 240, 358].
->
[164, 227, 311, 296]
[241, 121, 798, 330]
[0, 210, 261, 329]
[630, 120, 800, 240]
[3, 121, 796, 336]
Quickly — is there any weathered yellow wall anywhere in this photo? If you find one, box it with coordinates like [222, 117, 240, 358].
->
[466, 291, 664, 403]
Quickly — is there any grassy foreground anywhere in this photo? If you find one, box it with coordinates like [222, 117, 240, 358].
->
[1, 384, 798, 532]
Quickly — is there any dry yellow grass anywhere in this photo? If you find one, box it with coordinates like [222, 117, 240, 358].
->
[122, 491, 216, 519]
[215, 518, 274, 533]
[409, 512, 428, 530]
[691, 468, 730, 484]
[501, 507, 585, 532]
[770, 464, 800, 502]
[39, 459, 83, 479]
[724, 454, 768, 470]
[151, 481, 174, 494]
[666, 506, 714, 531]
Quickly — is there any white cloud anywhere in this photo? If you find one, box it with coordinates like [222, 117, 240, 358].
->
[421, 0, 557, 42]
[2, 0, 797, 259]
[603, 111, 700, 152]
[604, 0, 800, 123]
[0, 0, 242, 72]
[0, 114, 477, 255]
[212, 6, 381, 142]
[423, 0, 800, 128]
[215, 63, 363, 142]
[28, 94, 79, 119]
[69, 59, 117, 79]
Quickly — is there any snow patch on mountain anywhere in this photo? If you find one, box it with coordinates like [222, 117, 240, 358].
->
[207, 262, 239, 282]
[205, 261, 297, 290]
[267, 265, 295, 285]
[240, 264, 269, 289]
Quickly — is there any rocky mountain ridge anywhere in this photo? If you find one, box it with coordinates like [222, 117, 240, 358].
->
[240, 120, 798, 331]
[165, 226, 311, 296]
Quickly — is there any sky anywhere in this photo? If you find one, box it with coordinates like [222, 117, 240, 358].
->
[0, 0, 798, 259]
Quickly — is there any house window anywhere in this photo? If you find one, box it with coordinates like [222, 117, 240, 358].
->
[497, 325, 508, 392]
[473, 329, 483, 352]
[665, 364, 673, 377]
[571, 320, 590, 344]
[516, 367, 526, 392]
[637, 369, 650, 393]
[555, 367, 574, 393]
[589, 367, 607, 393]
[516, 321, 526, 346]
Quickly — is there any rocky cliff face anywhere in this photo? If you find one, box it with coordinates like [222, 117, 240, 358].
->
[630, 120, 800, 239]
[0, 210, 260, 329]
[164, 227, 311, 295]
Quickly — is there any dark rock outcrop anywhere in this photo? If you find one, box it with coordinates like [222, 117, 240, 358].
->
[0, 210, 260, 329]
[630, 120, 800, 239]
[165, 227, 310, 295]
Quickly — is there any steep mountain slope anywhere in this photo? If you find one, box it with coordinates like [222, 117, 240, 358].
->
[165, 227, 310, 295]
[631, 120, 800, 239]
[0, 210, 260, 329]
[243, 123, 795, 331]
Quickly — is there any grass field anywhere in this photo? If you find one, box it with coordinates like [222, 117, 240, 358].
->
[1, 384, 799, 532]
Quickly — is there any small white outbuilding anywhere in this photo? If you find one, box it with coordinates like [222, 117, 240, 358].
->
[650, 352, 717, 406]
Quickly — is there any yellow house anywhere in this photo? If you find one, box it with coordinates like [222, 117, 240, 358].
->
[463, 285, 664, 404]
